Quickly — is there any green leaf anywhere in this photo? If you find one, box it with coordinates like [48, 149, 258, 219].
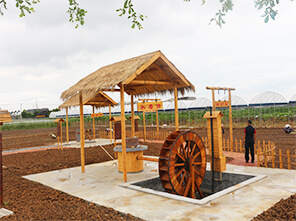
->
[264, 15, 269, 23]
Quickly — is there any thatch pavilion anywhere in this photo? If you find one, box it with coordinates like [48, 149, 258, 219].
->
[59, 91, 118, 143]
[61, 50, 195, 182]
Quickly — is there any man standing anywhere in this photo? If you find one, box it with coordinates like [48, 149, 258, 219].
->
[243, 120, 256, 163]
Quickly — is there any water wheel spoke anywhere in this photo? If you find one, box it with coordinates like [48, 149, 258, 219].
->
[175, 167, 185, 178]
[183, 177, 192, 197]
[190, 143, 197, 156]
[174, 151, 186, 162]
[193, 162, 202, 166]
[180, 170, 187, 186]
[193, 151, 201, 160]
[174, 163, 185, 167]
[194, 169, 202, 177]
[194, 181, 204, 199]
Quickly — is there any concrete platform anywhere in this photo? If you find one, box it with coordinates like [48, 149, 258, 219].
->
[23, 160, 296, 221]
[0, 208, 14, 218]
[61, 138, 117, 148]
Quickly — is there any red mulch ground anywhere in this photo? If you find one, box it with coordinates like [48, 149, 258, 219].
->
[0, 127, 295, 220]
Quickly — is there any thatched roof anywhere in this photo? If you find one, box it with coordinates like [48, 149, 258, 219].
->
[59, 91, 117, 109]
[61, 50, 195, 100]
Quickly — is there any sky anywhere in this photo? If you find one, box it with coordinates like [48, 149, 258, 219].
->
[0, 0, 296, 112]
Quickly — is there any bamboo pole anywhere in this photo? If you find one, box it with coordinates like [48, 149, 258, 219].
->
[79, 92, 85, 173]
[287, 149, 291, 170]
[174, 87, 179, 131]
[131, 93, 135, 138]
[120, 85, 127, 182]
[279, 149, 283, 169]
[229, 90, 233, 151]
[143, 111, 146, 142]
[66, 108, 69, 143]
[109, 105, 112, 142]
[264, 146, 267, 168]
[92, 106, 96, 140]
[271, 149, 275, 168]
[257, 147, 260, 167]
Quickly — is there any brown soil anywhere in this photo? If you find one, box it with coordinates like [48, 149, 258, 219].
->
[0, 127, 295, 220]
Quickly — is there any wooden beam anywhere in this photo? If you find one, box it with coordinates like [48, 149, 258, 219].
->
[120, 85, 127, 182]
[101, 88, 121, 92]
[159, 53, 192, 87]
[92, 106, 96, 140]
[123, 51, 161, 85]
[206, 87, 236, 91]
[131, 93, 135, 137]
[128, 80, 172, 86]
[79, 92, 85, 173]
[174, 87, 179, 131]
[66, 108, 69, 143]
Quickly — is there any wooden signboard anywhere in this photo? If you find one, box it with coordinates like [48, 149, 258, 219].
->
[91, 113, 103, 117]
[115, 122, 121, 139]
[137, 101, 163, 112]
[215, 100, 229, 108]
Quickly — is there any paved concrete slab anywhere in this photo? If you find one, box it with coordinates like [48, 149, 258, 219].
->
[63, 138, 116, 148]
[23, 160, 296, 221]
[0, 208, 14, 218]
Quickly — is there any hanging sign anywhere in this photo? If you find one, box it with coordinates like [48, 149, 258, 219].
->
[137, 101, 163, 112]
[91, 113, 103, 117]
[215, 101, 229, 107]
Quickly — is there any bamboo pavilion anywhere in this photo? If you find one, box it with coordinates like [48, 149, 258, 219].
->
[61, 50, 195, 182]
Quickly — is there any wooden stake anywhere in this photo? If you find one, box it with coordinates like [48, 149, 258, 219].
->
[120, 85, 127, 182]
[66, 108, 69, 143]
[109, 105, 112, 142]
[287, 149, 291, 170]
[92, 106, 96, 140]
[264, 146, 267, 168]
[271, 149, 275, 168]
[79, 92, 85, 173]
[279, 149, 283, 169]
[131, 93, 135, 138]
[174, 87, 179, 131]
[0, 132, 3, 206]
[143, 111, 146, 142]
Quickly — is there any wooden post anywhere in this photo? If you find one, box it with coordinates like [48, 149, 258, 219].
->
[156, 109, 159, 139]
[79, 92, 85, 173]
[271, 149, 275, 168]
[174, 87, 179, 131]
[228, 90, 233, 151]
[143, 111, 146, 142]
[279, 149, 283, 169]
[240, 139, 242, 152]
[92, 106, 96, 140]
[120, 85, 127, 182]
[60, 122, 63, 150]
[131, 93, 135, 138]
[257, 147, 260, 167]
[264, 146, 267, 168]
[66, 108, 69, 143]
[287, 149, 291, 170]
[109, 105, 112, 142]
[211, 89, 216, 111]
[235, 139, 238, 152]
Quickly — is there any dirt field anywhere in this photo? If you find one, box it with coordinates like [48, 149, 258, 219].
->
[0, 127, 295, 220]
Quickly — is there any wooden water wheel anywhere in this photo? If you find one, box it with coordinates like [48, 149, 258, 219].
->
[159, 131, 206, 199]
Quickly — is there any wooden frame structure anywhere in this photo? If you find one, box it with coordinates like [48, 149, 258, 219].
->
[59, 91, 118, 144]
[206, 87, 235, 150]
[61, 51, 194, 181]
[53, 118, 65, 150]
